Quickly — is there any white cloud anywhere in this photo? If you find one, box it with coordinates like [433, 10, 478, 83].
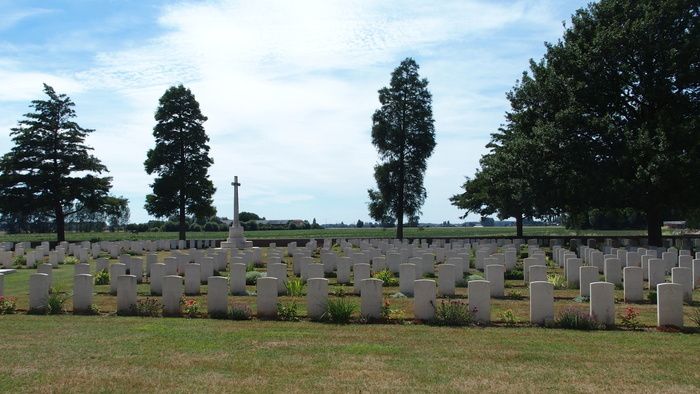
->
[0, 8, 54, 31]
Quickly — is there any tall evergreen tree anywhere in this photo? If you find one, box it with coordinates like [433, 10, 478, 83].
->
[0, 84, 112, 241]
[541, 0, 700, 246]
[144, 85, 216, 240]
[368, 58, 436, 239]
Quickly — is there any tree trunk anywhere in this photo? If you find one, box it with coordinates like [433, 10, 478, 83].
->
[178, 199, 186, 241]
[55, 206, 65, 242]
[515, 213, 523, 238]
[646, 207, 663, 247]
[396, 210, 404, 240]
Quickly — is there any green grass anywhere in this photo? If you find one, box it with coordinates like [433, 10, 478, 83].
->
[0, 226, 661, 243]
[0, 316, 699, 392]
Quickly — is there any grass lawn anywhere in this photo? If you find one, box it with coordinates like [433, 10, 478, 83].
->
[2, 248, 699, 392]
[0, 226, 661, 243]
[0, 316, 699, 392]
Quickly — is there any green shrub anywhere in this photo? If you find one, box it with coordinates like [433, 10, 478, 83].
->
[94, 270, 110, 285]
[467, 274, 484, 282]
[181, 298, 201, 318]
[230, 303, 252, 320]
[373, 269, 399, 286]
[423, 272, 437, 279]
[245, 271, 265, 285]
[332, 286, 348, 297]
[618, 306, 641, 330]
[277, 302, 300, 321]
[499, 309, 518, 326]
[547, 273, 567, 289]
[555, 307, 602, 330]
[63, 256, 79, 265]
[504, 290, 524, 300]
[504, 268, 524, 280]
[131, 298, 162, 317]
[646, 291, 657, 303]
[47, 291, 69, 315]
[433, 300, 475, 326]
[12, 255, 26, 268]
[323, 298, 356, 324]
[690, 308, 700, 328]
[285, 278, 305, 297]
[0, 296, 17, 314]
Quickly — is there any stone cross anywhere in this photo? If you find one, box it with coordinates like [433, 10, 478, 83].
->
[231, 176, 241, 228]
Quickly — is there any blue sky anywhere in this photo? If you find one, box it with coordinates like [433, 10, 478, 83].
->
[0, 0, 590, 224]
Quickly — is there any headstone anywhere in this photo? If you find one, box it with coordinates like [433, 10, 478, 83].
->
[529, 281, 554, 325]
[29, 273, 49, 312]
[207, 276, 229, 316]
[268, 263, 288, 294]
[108, 263, 126, 295]
[693, 259, 700, 289]
[353, 263, 371, 294]
[657, 283, 683, 327]
[37, 263, 53, 287]
[184, 264, 201, 295]
[116, 275, 137, 315]
[337, 257, 351, 284]
[589, 282, 615, 326]
[307, 278, 328, 320]
[604, 258, 622, 285]
[523, 257, 537, 283]
[414, 279, 436, 320]
[671, 267, 693, 302]
[485, 264, 504, 297]
[150, 263, 165, 295]
[74, 263, 90, 276]
[399, 263, 416, 296]
[360, 278, 383, 320]
[73, 274, 93, 313]
[566, 258, 582, 288]
[579, 266, 598, 298]
[437, 264, 456, 296]
[229, 263, 247, 295]
[623, 266, 643, 302]
[648, 259, 665, 289]
[256, 277, 278, 319]
[162, 275, 183, 316]
[306, 264, 324, 281]
[529, 265, 547, 283]
[468, 280, 491, 323]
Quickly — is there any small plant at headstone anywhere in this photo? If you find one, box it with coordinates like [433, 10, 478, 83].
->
[47, 291, 69, 315]
[455, 277, 468, 287]
[245, 271, 265, 285]
[689, 308, 700, 328]
[467, 274, 484, 282]
[504, 268, 524, 280]
[332, 286, 348, 298]
[63, 256, 79, 265]
[277, 301, 301, 322]
[0, 296, 17, 314]
[618, 306, 642, 330]
[614, 283, 624, 291]
[181, 297, 201, 318]
[132, 298, 162, 317]
[573, 295, 590, 303]
[229, 303, 252, 320]
[422, 272, 437, 279]
[94, 270, 110, 285]
[498, 309, 518, 326]
[555, 306, 602, 330]
[285, 278, 305, 297]
[12, 255, 26, 268]
[373, 269, 399, 286]
[547, 273, 568, 290]
[323, 298, 356, 324]
[432, 300, 475, 326]
[504, 290, 524, 300]
[646, 291, 657, 303]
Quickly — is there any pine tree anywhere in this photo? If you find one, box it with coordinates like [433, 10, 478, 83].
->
[368, 58, 436, 239]
[144, 85, 216, 241]
[0, 84, 112, 241]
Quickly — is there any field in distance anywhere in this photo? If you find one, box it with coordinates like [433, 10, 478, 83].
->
[0, 226, 664, 243]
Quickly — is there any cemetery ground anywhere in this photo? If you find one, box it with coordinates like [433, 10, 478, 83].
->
[1, 248, 699, 392]
[0, 226, 657, 243]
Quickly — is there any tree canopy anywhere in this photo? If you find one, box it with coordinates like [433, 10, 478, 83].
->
[0, 84, 113, 241]
[368, 58, 436, 239]
[144, 84, 216, 241]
